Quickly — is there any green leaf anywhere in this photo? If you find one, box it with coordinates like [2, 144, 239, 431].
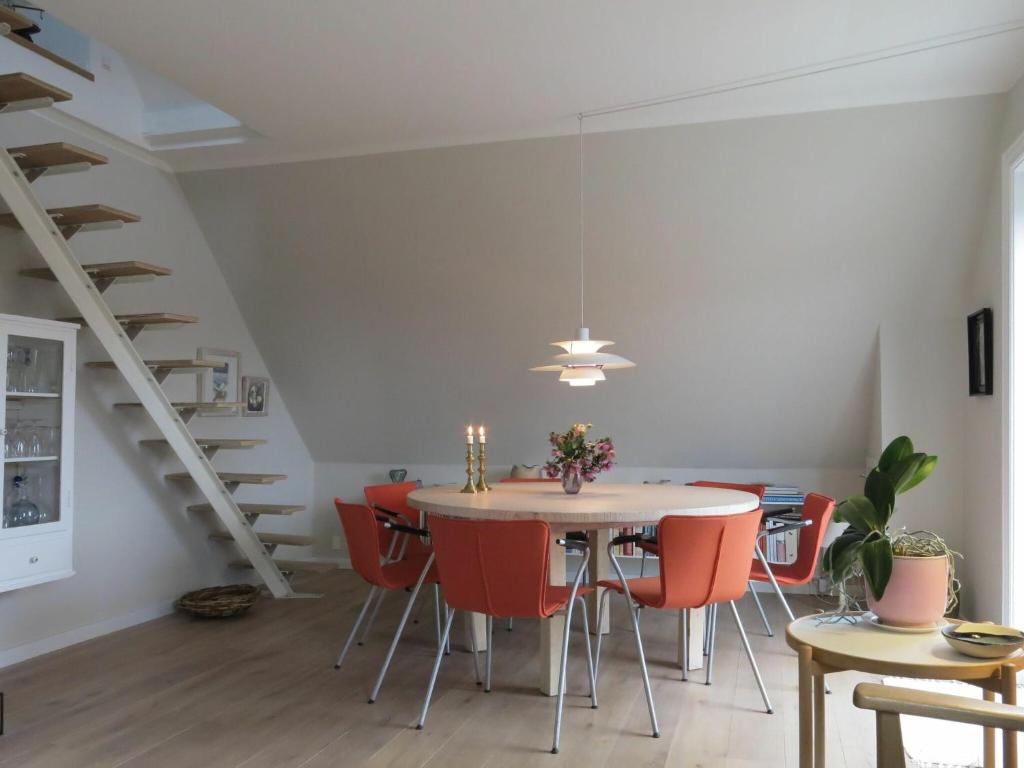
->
[885, 453, 926, 495]
[823, 530, 866, 580]
[899, 454, 937, 494]
[863, 470, 895, 527]
[861, 536, 894, 600]
[834, 495, 884, 532]
[878, 436, 913, 472]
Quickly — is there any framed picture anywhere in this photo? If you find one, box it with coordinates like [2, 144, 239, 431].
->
[242, 376, 270, 417]
[196, 348, 240, 415]
[967, 308, 993, 396]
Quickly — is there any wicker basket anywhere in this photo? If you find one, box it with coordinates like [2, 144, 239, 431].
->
[175, 584, 261, 618]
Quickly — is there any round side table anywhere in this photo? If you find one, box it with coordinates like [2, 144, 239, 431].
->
[786, 614, 1024, 768]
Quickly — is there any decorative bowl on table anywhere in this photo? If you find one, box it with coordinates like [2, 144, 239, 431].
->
[941, 622, 1024, 659]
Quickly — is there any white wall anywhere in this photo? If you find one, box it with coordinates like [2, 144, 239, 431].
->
[963, 74, 1024, 623]
[0, 109, 315, 667]
[181, 96, 999, 475]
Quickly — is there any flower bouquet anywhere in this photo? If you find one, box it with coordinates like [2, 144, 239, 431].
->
[544, 423, 615, 494]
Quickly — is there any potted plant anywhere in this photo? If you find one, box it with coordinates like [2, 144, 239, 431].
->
[822, 435, 959, 627]
[544, 423, 614, 494]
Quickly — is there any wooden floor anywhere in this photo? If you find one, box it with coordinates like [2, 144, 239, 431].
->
[0, 571, 881, 767]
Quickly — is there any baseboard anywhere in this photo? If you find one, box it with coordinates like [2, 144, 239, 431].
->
[0, 600, 175, 670]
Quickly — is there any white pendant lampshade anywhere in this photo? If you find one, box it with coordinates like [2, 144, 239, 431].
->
[531, 115, 635, 386]
[532, 327, 634, 385]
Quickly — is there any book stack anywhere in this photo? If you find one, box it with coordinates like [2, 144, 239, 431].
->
[758, 508, 802, 565]
[762, 485, 806, 505]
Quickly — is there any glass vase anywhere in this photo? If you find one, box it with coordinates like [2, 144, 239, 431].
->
[561, 465, 583, 495]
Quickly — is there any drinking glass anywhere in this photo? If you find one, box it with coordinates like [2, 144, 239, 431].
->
[21, 347, 38, 393]
[28, 422, 43, 458]
[43, 425, 59, 456]
[10, 422, 26, 458]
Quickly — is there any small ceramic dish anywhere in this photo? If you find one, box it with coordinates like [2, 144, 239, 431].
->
[941, 623, 1024, 659]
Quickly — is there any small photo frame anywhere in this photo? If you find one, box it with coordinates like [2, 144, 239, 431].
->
[967, 308, 993, 396]
[197, 348, 240, 415]
[242, 376, 270, 417]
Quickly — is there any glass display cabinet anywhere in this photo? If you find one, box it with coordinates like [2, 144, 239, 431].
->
[0, 314, 77, 593]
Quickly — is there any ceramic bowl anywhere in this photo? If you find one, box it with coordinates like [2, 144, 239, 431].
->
[941, 624, 1024, 659]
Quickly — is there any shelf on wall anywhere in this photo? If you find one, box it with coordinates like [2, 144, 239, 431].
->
[3, 455, 58, 464]
[6, 391, 60, 399]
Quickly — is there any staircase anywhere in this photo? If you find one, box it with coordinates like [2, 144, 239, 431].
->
[0, 70, 319, 598]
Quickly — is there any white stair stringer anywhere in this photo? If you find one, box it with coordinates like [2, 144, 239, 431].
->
[0, 146, 299, 598]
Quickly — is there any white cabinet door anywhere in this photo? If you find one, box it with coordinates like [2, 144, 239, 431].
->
[1, 314, 77, 592]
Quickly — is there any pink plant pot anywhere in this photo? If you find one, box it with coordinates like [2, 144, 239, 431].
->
[865, 555, 948, 627]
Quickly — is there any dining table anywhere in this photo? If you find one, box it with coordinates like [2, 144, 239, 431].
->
[407, 481, 760, 695]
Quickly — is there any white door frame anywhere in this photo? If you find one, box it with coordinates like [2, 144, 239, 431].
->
[1002, 130, 1024, 624]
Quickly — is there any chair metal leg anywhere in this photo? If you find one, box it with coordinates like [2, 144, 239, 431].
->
[753, 547, 830, 694]
[680, 609, 689, 681]
[576, 596, 598, 708]
[358, 587, 387, 646]
[444, 605, 451, 655]
[468, 613, 482, 685]
[433, 584, 442, 649]
[417, 608, 456, 730]
[593, 587, 613, 683]
[705, 603, 718, 685]
[551, 590, 579, 753]
[484, 615, 494, 692]
[728, 600, 773, 714]
[335, 586, 378, 669]
[368, 555, 435, 704]
[609, 549, 659, 738]
[749, 581, 773, 637]
[639, 549, 648, 577]
[507, 618, 513, 631]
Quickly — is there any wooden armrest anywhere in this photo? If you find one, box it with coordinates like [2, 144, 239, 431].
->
[854, 683, 1024, 732]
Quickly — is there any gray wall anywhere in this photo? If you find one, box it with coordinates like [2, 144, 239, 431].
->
[964, 74, 1024, 622]
[183, 95, 1002, 610]
[182, 96, 998, 469]
[0, 110, 315, 665]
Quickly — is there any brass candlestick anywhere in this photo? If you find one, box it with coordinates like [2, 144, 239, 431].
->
[461, 443, 478, 493]
[477, 442, 491, 492]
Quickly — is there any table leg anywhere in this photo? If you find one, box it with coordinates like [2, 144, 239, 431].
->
[813, 668, 825, 767]
[586, 529, 611, 635]
[464, 613, 487, 653]
[1003, 664, 1018, 768]
[539, 533, 567, 696]
[984, 688, 997, 768]
[798, 644, 813, 768]
[676, 608, 705, 671]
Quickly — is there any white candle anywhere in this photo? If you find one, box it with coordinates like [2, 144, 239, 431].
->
[466, 426, 474, 445]
[478, 425, 486, 444]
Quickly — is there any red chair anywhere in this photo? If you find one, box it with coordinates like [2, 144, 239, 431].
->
[749, 492, 835, 627]
[357, 483, 436, 647]
[595, 508, 773, 732]
[333, 500, 440, 704]
[416, 515, 596, 754]
[498, 477, 559, 631]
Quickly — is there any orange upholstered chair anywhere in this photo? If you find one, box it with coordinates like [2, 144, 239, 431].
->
[595, 508, 773, 733]
[333, 500, 440, 704]
[416, 515, 596, 754]
[749, 492, 835, 623]
[364, 481, 431, 558]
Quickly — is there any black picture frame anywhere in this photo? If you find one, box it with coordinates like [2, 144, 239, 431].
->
[968, 308, 993, 396]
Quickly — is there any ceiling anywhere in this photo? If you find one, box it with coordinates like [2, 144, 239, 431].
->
[44, 0, 1024, 170]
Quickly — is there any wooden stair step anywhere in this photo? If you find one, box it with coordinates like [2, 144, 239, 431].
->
[0, 204, 140, 229]
[0, 73, 72, 108]
[143, 438, 267, 450]
[115, 400, 243, 414]
[57, 312, 198, 328]
[3, 32, 94, 82]
[188, 502, 302, 516]
[210, 531, 313, 547]
[8, 142, 107, 172]
[166, 472, 286, 485]
[230, 559, 336, 574]
[87, 359, 217, 374]
[0, 7, 36, 32]
[21, 261, 172, 282]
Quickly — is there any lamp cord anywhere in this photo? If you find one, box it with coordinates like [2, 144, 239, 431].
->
[578, 114, 584, 331]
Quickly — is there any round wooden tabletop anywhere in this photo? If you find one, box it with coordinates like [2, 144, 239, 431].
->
[406, 482, 759, 530]
[786, 613, 1024, 680]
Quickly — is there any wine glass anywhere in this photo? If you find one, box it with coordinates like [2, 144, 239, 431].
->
[21, 347, 38, 393]
[28, 421, 43, 458]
